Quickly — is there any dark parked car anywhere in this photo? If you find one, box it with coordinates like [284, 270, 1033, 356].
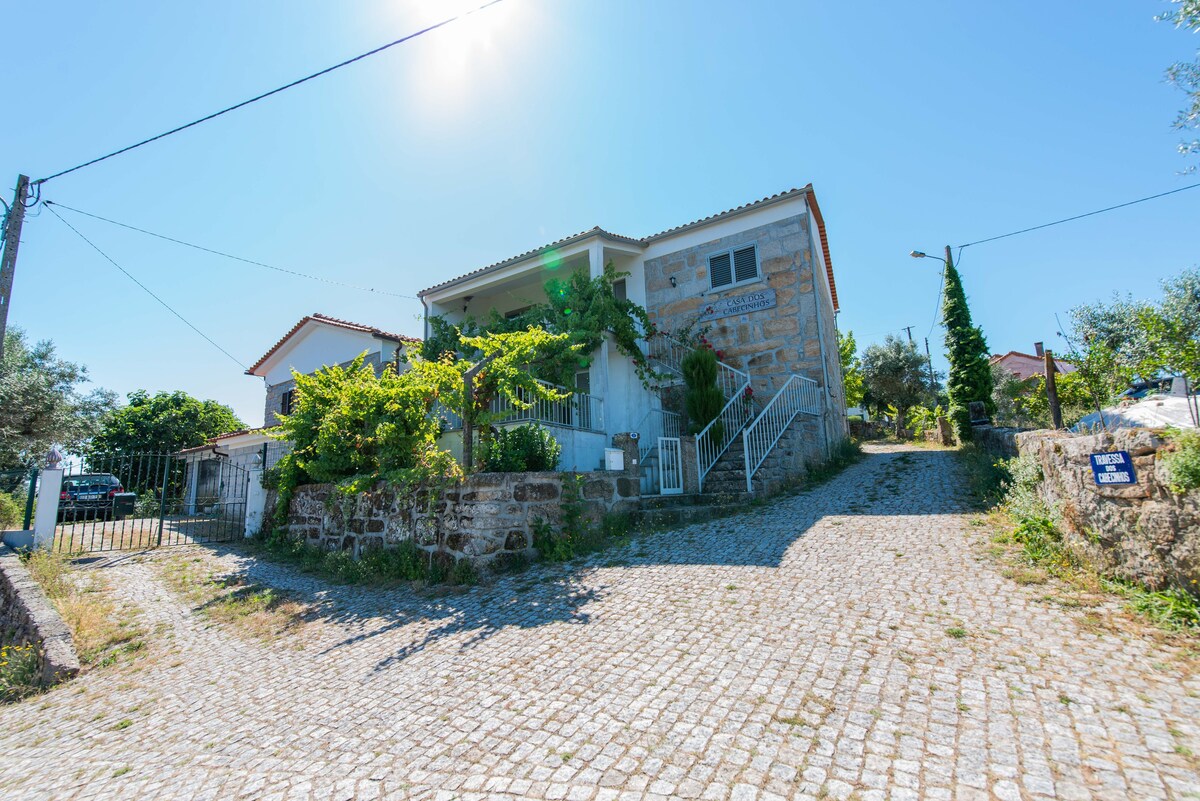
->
[58, 474, 134, 521]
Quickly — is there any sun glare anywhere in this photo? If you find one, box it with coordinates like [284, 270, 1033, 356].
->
[385, 0, 525, 108]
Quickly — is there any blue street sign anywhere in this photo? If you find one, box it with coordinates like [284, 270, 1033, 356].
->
[1089, 451, 1137, 486]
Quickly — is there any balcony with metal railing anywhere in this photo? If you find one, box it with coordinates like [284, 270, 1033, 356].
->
[436, 379, 605, 434]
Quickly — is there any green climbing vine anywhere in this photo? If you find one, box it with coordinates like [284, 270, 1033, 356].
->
[423, 263, 662, 389]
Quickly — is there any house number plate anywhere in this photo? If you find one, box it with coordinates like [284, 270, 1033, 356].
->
[701, 288, 777, 321]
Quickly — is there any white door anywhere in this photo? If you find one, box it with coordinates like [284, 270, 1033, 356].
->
[658, 437, 683, 496]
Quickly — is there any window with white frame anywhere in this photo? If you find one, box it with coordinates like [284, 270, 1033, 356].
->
[708, 244, 759, 290]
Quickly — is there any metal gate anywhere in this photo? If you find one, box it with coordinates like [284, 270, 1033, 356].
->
[657, 437, 684, 496]
[53, 452, 249, 553]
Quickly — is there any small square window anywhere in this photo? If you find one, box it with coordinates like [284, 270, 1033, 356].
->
[612, 279, 627, 301]
[708, 244, 759, 290]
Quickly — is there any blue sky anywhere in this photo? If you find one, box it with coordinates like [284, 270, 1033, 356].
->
[3, 0, 1198, 426]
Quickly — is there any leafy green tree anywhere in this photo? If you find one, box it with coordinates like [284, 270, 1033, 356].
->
[274, 354, 444, 485]
[861, 336, 929, 436]
[1160, 0, 1200, 168]
[991, 362, 1097, 430]
[0, 327, 116, 469]
[87, 390, 243, 457]
[942, 260, 994, 441]
[838, 330, 865, 409]
[1066, 268, 1200, 423]
[1137, 268, 1200, 385]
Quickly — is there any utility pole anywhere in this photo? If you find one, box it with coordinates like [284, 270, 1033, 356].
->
[0, 175, 31, 363]
[901, 325, 914, 343]
[924, 337, 936, 395]
[1044, 349, 1063, 429]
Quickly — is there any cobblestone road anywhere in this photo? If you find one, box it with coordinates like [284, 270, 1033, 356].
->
[2, 445, 1198, 800]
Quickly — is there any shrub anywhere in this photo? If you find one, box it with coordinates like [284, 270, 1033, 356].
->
[133, 491, 161, 519]
[905, 405, 943, 437]
[0, 492, 23, 529]
[957, 444, 1012, 508]
[477, 424, 562, 472]
[0, 643, 42, 703]
[1161, 428, 1200, 494]
[682, 347, 724, 439]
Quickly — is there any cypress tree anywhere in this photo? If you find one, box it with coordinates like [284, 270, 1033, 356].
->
[941, 257, 994, 442]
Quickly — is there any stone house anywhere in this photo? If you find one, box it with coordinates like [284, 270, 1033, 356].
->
[419, 186, 848, 495]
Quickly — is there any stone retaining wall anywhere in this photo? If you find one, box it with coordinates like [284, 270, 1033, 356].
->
[988, 427, 1199, 593]
[972, 424, 1027, 457]
[286, 471, 640, 568]
[0, 545, 81, 684]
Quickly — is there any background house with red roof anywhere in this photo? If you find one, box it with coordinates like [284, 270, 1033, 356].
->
[991, 342, 1076, 381]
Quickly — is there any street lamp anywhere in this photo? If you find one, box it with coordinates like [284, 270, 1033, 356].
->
[908, 247, 953, 396]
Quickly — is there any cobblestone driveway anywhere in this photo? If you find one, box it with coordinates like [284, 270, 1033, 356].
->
[2, 445, 1198, 800]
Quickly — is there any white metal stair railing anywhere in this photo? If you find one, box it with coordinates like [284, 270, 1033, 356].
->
[646, 334, 753, 493]
[695, 368, 752, 492]
[647, 334, 748, 401]
[741, 374, 822, 492]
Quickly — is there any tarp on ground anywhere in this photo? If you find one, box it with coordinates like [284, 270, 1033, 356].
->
[1073, 395, 1199, 432]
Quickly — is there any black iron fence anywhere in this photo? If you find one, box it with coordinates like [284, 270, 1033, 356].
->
[53, 452, 249, 553]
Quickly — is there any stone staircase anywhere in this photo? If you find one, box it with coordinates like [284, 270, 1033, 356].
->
[631, 488, 753, 529]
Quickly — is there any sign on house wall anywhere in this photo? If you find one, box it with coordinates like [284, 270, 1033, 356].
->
[1089, 451, 1137, 485]
[700, 287, 777, 321]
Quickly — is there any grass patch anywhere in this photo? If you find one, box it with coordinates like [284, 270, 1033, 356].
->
[945, 626, 968, 639]
[532, 511, 633, 564]
[161, 555, 308, 640]
[20, 550, 144, 668]
[956, 449, 1200, 637]
[1101, 578, 1200, 632]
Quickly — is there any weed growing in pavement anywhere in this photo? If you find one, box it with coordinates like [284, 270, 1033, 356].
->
[532, 477, 633, 564]
[19, 549, 145, 669]
[161, 555, 308, 640]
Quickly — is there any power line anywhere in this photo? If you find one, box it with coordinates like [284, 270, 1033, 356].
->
[45, 204, 247, 369]
[958, 181, 1200, 249]
[33, 0, 506, 186]
[44, 200, 419, 299]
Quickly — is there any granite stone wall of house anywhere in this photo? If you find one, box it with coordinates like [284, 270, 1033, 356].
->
[642, 213, 847, 482]
[285, 471, 640, 568]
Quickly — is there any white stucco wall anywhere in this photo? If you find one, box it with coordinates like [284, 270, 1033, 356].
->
[261, 324, 397, 386]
